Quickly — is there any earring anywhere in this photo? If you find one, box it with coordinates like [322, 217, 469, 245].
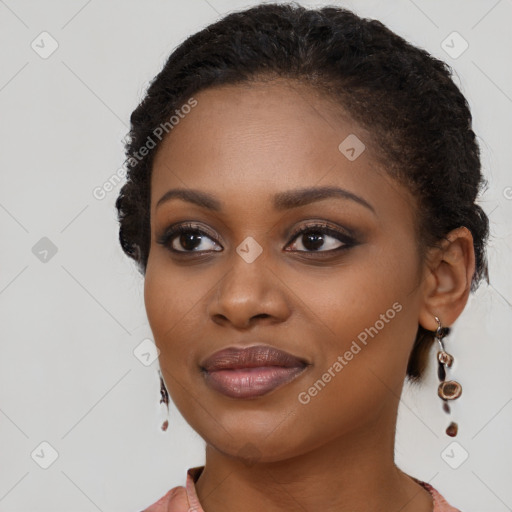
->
[434, 316, 461, 437]
[159, 370, 170, 431]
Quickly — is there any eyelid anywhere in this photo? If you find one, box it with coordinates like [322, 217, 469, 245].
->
[285, 220, 357, 246]
[158, 221, 218, 241]
[158, 219, 358, 256]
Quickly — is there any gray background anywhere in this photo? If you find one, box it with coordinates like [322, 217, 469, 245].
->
[0, 0, 511, 510]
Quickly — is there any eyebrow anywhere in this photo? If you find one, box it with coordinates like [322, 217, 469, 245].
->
[156, 186, 376, 215]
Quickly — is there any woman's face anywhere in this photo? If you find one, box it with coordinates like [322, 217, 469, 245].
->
[145, 80, 427, 462]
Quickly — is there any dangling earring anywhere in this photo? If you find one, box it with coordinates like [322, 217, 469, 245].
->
[434, 316, 462, 437]
[159, 369, 170, 431]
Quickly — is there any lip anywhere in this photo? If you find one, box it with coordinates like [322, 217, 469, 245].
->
[200, 345, 309, 399]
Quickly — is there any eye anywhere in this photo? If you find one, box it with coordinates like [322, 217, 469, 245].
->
[285, 222, 356, 253]
[157, 221, 357, 256]
[157, 223, 222, 253]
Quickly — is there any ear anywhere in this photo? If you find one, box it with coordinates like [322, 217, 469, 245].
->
[418, 226, 476, 331]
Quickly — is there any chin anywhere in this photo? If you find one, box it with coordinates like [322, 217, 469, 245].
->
[198, 418, 315, 464]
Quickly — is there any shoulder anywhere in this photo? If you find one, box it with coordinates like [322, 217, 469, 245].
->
[141, 466, 205, 512]
[416, 480, 463, 512]
[141, 485, 190, 512]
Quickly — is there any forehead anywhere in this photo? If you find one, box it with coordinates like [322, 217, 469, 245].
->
[150, 80, 412, 220]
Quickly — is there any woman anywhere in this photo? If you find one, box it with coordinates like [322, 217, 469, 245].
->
[116, 4, 489, 511]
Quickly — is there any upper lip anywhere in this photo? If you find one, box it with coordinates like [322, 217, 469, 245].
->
[200, 345, 309, 372]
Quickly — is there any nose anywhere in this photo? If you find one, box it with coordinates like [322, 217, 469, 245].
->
[207, 256, 291, 330]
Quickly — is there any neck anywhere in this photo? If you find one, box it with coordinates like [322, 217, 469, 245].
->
[194, 401, 434, 512]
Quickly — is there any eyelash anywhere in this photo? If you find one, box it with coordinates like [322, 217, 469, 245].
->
[157, 221, 358, 256]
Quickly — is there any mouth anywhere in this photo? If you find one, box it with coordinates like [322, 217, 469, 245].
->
[200, 345, 309, 399]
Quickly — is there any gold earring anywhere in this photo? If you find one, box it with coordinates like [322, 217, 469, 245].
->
[434, 316, 461, 437]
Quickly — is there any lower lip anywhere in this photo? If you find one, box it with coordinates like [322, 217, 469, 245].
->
[203, 366, 306, 399]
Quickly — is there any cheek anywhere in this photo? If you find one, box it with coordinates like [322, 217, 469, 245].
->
[290, 245, 414, 336]
[144, 251, 202, 334]
[287, 278, 419, 450]
[144, 261, 170, 337]
[294, 237, 421, 381]
[144, 267, 202, 414]
[144, 257, 190, 365]
[143, 253, 216, 388]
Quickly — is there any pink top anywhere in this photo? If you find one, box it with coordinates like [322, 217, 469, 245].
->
[141, 466, 462, 512]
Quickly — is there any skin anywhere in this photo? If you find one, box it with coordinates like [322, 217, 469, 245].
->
[144, 79, 475, 512]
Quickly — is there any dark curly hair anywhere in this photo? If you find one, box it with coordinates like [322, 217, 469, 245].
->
[115, 2, 490, 383]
